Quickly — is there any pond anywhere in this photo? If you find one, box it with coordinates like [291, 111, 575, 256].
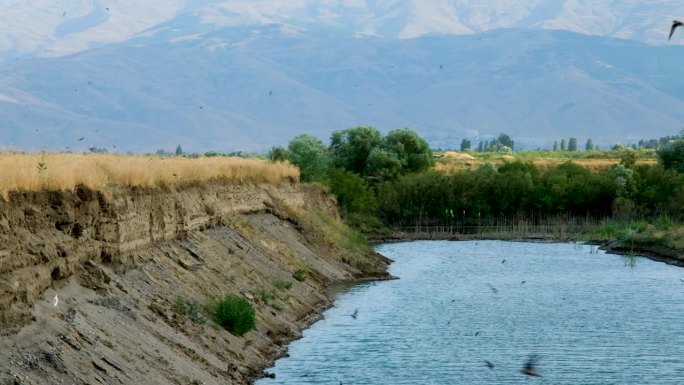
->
[256, 241, 684, 384]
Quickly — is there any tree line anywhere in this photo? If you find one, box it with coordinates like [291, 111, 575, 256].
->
[270, 127, 684, 230]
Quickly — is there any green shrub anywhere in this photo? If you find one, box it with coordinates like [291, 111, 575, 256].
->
[173, 296, 207, 325]
[212, 294, 256, 336]
[292, 269, 308, 282]
[272, 278, 293, 291]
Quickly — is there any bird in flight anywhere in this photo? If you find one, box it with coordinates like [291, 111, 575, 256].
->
[521, 355, 542, 377]
[350, 309, 358, 319]
[484, 360, 494, 370]
[669, 20, 683, 40]
[53, 294, 59, 307]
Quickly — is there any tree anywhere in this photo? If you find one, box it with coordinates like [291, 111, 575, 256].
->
[175, 144, 183, 156]
[585, 138, 594, 151]
[657, 138, 684, 173]
[568, 138, 577, 152]
[267, 146, 289, 162]
[553, 141, 559, 151]
[329, 126, 382, 175]
[560, 139, 567, 151]
[287, 134, 330, 182]
[325, 168, 377, 215]
[478, 141, 484, 152]
[383, 128, 434, 174]
[460, 139, 471, 151]
[497, 133, 515, 151]
[366, 148, 403, 181]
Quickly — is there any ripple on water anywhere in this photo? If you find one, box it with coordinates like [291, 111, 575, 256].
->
[256, 240, 684, 385]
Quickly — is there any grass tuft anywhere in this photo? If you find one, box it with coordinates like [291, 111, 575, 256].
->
[210, 294, 256, 336]
[292, 269, 308, 282]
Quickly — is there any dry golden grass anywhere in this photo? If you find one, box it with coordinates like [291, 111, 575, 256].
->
[0, 153, 299, 195]
[435, 157, 658, 173]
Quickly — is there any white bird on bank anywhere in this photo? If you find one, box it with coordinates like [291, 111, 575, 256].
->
[53, 294, 59, 307]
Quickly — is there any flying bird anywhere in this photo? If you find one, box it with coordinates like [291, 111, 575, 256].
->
[486, 283, 498, 294]
[53, 294, 59, 307]
[350, 309, 358, 319]
[521, 356, 541, 377]
[78, 137, 84, 141]
[484, 360, 494, 370]
[669, 20, 683, 40]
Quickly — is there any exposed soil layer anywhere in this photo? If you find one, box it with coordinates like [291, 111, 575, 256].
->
[0, 181, 391, 385]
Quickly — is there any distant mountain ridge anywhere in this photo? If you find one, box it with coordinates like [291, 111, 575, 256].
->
[2, 2, 684, 152]
[2, 0, 684, 59]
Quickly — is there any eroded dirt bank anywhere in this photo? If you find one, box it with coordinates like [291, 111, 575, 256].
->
[0, 181, 391, 385]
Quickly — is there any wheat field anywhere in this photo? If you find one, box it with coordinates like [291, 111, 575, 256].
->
[0, 153, 299, 195]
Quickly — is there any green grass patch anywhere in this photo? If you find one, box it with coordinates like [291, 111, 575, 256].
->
[210, 294, 256, 336]
[272, 278, 293, 291]
[173, 296, 208, 325]
[292, 268, 308, 282]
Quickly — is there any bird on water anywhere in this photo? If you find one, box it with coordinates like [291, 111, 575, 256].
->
[669, 20, 683, 40]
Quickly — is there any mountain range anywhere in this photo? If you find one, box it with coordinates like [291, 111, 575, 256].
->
[1, 1, 684, 152]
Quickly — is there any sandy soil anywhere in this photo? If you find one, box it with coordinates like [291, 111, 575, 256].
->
[0, 182, 391, 385]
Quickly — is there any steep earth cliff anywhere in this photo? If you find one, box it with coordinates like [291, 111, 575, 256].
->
[0, 181, 391, 385]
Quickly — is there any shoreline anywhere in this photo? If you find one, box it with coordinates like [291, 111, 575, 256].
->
[367, 231, 684, 267]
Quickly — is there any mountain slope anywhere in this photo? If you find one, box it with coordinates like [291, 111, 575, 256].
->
[1, 0, 684, 61]
[2, 28, 684, 152]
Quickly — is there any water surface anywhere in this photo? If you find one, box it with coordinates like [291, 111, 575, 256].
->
[257, 241, 684, 384]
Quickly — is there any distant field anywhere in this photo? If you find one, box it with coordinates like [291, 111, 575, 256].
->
[435, 150, 659, 173]
[0, 153, 299, 195]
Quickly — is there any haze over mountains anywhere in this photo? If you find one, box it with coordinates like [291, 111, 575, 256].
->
[1, 1, 684, 152]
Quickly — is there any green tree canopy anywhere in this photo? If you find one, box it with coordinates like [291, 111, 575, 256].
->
[329, 126, 382, 175]
[267, 146, 289, 162]
[657, 138, 684, 173]
[585, 138, 594, 151]
[497, 133, 515, 151]
[382, 128, 434, 173]
[287, 134, 329, 182]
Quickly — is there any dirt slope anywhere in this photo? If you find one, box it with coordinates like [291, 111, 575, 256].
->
[0, 181, 391, 385]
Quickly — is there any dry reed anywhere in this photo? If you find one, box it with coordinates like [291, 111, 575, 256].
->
[0, 153, 299, 195]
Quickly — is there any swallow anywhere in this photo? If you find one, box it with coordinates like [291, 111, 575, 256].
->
[521, 355, 541, 377]
[669, 20, 683, 40]
[350, 309, 358, 319]
[484, 360, 494, 370]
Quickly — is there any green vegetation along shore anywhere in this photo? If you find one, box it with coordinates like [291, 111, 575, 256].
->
[270, 127, 684, 265]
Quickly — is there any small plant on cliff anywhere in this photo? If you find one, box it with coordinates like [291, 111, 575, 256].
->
[173, 296, 208, 325]
[37, 154, 48, 187]
[292, 269, 308, 282]
[211, 294, 256, 336]
[272, 278, 293, 291]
